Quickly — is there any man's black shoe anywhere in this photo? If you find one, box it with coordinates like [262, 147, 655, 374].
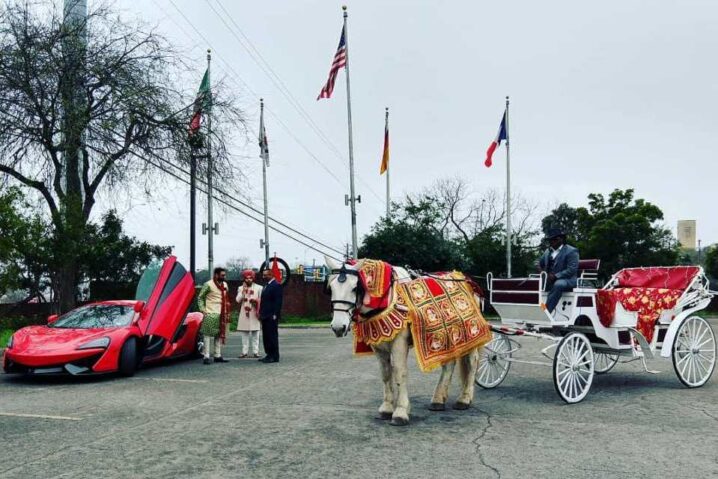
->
[214, 357, 229, 363]
[261, 357, 279, 363]
[258, 356, 270, 362]
[203, 358, 211, 365]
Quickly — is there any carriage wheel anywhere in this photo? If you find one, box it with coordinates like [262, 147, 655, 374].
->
[672, 316, 716, 388]
[475, 333, 511, 389]
[553, 332, 594, 404]
[593, 351, 619, 374]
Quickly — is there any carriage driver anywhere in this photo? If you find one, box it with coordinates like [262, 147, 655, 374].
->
[538, 227, 580, 315]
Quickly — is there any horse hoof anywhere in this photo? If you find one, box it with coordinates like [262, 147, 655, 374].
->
[377, 412, 393, 420]
[428, 402, 446, 411]
[452, 401, 471, 410]
[390, 416, 409, 426]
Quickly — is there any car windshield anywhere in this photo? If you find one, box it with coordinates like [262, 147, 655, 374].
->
[50, 304, 135, 329]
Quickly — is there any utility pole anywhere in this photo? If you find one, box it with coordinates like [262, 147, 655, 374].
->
[190, 148, 197, 280]
[202, 49, 218, 274]
[62, 0, 87, 197]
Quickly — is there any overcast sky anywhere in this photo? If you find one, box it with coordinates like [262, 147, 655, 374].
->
[105, 0, 717, 270]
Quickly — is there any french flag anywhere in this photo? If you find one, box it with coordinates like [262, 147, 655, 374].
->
[485, 110, 507, 167]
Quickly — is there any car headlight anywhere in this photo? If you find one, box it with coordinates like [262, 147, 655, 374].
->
[6, 334, 13, 349]
[76, 337, 110, 350]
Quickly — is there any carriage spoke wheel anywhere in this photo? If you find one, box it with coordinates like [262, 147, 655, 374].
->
[593, 351, 619, 374]
[672, 316, 716, 388]
[475, 333, 511, 389]
[553, 332, 594, 404]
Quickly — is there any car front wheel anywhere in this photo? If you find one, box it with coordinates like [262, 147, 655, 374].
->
[118, 337, 138, 377]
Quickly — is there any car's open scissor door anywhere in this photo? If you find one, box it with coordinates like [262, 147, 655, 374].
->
[135, 256, 195, 356]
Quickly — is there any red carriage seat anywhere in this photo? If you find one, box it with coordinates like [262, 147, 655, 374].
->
[596, 267, 700, 342]
[578, 259, 600, 277]
[613, 266, 700, 290]
[576, 259, 601, 288]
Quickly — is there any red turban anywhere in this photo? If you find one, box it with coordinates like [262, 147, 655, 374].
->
[242, 269, 256, 279]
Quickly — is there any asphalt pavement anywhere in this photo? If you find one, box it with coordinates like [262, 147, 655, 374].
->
[1, 326, 717, 479]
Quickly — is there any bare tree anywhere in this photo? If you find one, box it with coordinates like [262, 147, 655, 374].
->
[419, 177, 541, 243]
[0, 1, 244, 311]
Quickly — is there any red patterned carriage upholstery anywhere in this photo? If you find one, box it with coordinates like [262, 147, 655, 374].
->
[596, 267, 700, 342]
[613, 266, 699, 290]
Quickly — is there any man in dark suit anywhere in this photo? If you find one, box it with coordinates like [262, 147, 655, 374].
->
[539, 227, 580, 314]
[259, 268, 283, 363]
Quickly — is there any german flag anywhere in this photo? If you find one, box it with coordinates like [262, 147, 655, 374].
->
[380, 109, 389, 174]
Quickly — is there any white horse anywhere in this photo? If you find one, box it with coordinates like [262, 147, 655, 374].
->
[325, 256, 482, 426]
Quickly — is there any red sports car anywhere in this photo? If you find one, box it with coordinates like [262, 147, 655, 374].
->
[2, 256, 203, 376]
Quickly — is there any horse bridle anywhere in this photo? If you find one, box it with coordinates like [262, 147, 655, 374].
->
[328, 265, 362, 323]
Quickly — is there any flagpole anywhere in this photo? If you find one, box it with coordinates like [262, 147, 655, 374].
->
[342, 5, 359, 259]
[385, 107, 390, 218]
[260, 98, 270, 264]
[505, 95, 512, 278]
[206, 48, 215, 274]
[190, 146, 196, 280]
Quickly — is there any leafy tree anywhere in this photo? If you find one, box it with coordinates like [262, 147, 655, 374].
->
[83, 211, 171, 284]
[463, 225, 538, 279]
[0, 196, 170, 302]
[705, 245, 718, 279]
[542, 189, 678, 276]
[360, 177, 543, 278]
[359, 198, 463, 272]
[0, 188, 51, 301]
[0, 2, 243, 311]
[541, 202, 590, 245]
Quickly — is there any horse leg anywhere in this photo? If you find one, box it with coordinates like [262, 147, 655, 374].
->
[390, 329, 411, 426]
[374, 347, 394, 420]
[454, 348, 480, 410]
[429, 360, 456, 411]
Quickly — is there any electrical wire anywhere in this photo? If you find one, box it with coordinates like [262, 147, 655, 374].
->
[133, 149, 344, 261]
[208, 0, 385, 205]
[132, 146, 346, 257]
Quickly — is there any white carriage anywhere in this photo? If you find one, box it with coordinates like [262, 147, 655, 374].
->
[476, 261, 717, 403]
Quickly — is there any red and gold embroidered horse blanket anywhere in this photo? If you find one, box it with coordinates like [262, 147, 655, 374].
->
[353, 269, 492, 372]
[596, 287, 682, 343]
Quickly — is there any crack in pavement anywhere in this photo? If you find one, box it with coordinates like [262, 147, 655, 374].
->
[472, 406, 501, 479]
[685, 404, 718, 424]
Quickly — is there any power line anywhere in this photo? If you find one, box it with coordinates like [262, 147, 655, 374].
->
[95, 122, 347, 258]
[207, 0, 385, 205]
[166, 0, 347, 188]
[134, 149, 343, 261]
[139, 147, 346, 257]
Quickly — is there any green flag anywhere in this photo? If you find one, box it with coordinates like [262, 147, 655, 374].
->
[189, 68, 211, 135]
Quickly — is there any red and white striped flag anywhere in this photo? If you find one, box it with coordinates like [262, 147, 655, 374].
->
[317, 25, 347, 100]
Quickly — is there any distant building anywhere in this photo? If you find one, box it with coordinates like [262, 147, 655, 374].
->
[677, 220, 697, 249]
[295, 264, 329, 282]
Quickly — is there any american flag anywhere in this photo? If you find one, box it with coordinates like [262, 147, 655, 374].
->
[317, 26, 347, 100]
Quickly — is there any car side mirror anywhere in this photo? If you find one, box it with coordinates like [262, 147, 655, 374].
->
[47, 314, 59, 324]
[134, 301, 145, 313]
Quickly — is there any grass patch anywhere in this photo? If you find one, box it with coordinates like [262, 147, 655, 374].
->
[0, 329, 13, 348]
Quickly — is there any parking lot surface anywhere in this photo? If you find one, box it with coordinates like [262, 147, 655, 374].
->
[1, 326, 718, 478]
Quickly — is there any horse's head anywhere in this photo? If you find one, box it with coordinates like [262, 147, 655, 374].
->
[324, 256, 366, 337]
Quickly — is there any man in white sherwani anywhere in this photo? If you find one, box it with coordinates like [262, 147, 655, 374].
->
[236, 269, 263, 358]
